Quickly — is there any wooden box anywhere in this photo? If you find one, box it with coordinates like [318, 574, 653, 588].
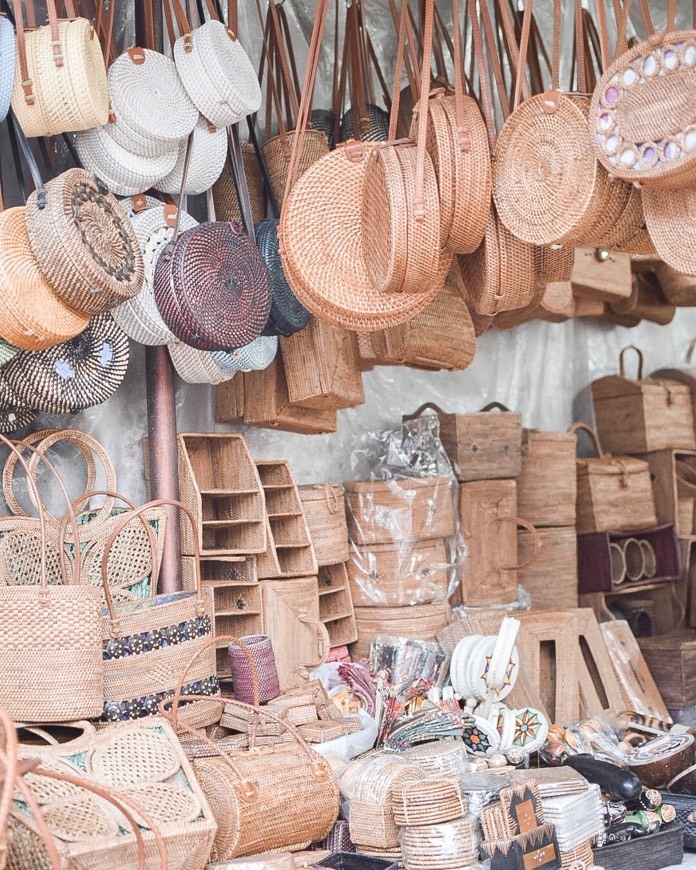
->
[638, 633, 696, 709]
[571, 248, 633, 302]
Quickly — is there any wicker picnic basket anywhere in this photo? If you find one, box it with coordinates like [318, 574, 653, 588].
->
[298, 484, 350, 566]
[352, 602, 450, 659]
[403, 402, 522, 482]
[591, 346, 696, 454]
[345, 477, 455, 545]
[280, 319, 364, 411]
[11, 0, 109, 137]
[517, 429, 577, 527]
[347, 538, 450, 607]
[572, 423, 658, 535]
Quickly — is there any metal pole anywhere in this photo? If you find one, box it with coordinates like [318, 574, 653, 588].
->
[136, 0, 182, 594]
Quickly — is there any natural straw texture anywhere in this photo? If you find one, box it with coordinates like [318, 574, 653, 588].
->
[213, 142, 266, 225]
[393, 777, 467, 826]
[25, 169, 144, 316]
[643, 186, 696, 274]
[156, 115, 227, 195]
[401, 816, 480, 870]
[352, 602, 450, 659]
[0, 207, 89, 350]
[263, 129, 329, 211]
[298, 484, 350, 566]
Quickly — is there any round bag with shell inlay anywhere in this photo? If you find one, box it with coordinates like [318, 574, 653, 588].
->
[25, 169, 145, 316]
[2, 313, 129, 414]
[153, 221, 271, 352]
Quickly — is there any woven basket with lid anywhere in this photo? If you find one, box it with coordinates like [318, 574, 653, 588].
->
[298, 484, 349, 566]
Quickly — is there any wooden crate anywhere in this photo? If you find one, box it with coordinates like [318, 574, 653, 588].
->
[318, 562, 357, 647]
[637, 449, 696, 538]
[638, 632, 696, 709]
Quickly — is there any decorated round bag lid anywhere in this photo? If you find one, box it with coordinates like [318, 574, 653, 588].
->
[626, 733, 695, 766]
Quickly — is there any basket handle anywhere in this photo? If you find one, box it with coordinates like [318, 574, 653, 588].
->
[100, 498, 205, 638]
[480, 401, 513, 413]
[299, 609, 330, 670]
[323, 484, 340, 515]
[0, 708, 18, 864]
[619, 345, 644, 380]
[568, 422, 605, 458]
[17, 720, 97, 746]
[498, 517, 540, 571]
[402, 402, 447, 422]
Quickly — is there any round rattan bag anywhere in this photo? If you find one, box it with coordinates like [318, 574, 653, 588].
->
[0, 207, 90, 350]
[153, 221, 271, 351]
[168, 343, 242, 385]
[2, 313, 129, 414]
[156, 115, 227, 196]
[0, 14, 15, 124]
[107, 47, 198, 158]
[643, 186, 696, 274]
[339, 104, 390, 142]
[0, 377, 36, 434]
[25, 169, 145, 316]
[113, 204, 198, 346]
[255, 219, 310, 336]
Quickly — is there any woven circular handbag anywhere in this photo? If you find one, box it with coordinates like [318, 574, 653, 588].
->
[0, 14, 15, 123]
[212, 142, 266, 225]
[0, 207, 90, 350]
[156, 115, 227, 196]
[168, 343, 242, 385]
[11, 0, 109, 137]
[339, 104, 390, 142]
[0, 377, 35, 435]
[168, 0, 261, 128]
[589, 0, 696, 190]
[255, 219, 310, 337]
[643, 186, 696, 274]
[107, 47, 198, 159]
[226, 335, 278, 370]
[153, 221, 271, 351]
[25, 168, 145, 316]
[310, 108, 336, 149]
[75, 124, 179, 197]
[113, 204, 198, 346]
[2, 313, 129, 414]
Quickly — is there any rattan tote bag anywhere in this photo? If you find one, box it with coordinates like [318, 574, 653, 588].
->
[0, 14, 15, 123]
[11, 0, 108, 137]
[166, 0, 260, 128]
[589, 0, 696, 190]
[25, 166, 145, 316]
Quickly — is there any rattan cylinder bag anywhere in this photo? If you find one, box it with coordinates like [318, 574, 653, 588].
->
[24, 167, 144, 316]
[10, 0, 109, 137]
[0, 14, 15, 123]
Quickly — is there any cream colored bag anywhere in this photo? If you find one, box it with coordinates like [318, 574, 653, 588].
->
[11, 0, 108, 137]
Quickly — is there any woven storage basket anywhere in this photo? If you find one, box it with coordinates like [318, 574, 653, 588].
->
[256, 219, 310, 337]
[571, 247, 633, 302]
[347, 538, 450, 607]
[517, 526, 577, 610]
[107, 47, 198, 158]
[298, 484, 349, 566]
[25, 169, 144, 316]
[154, 221, 271, 352]
[517, 429, 577, 527]
[156, 115, 227, 195]
[100, 499, 218, 723]
[2, 313, 129, 414]
[263, 129, 330, 211]
[279, 143, 440, 332]
[280, 319, 364, 411]
[401, 816, 480, 870]
[403, 402, 521, 481]
[352, 602, 450, 659]
[11, 717, 217, 869]
[0, 207, 89, 350]
[112, 203, 197, 346]
[572, 423, 658, 535]
[655, 263, 696, 306]
[11, 0, 108, 137]
[0, 15, 15, 124]
[591, 346, 696, 454]
[213, 142, 266, 225]
[643, 185, 696, 274]
[345, 477, 455, 545]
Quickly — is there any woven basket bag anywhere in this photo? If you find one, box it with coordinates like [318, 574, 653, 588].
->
[107, 46, 198, 159]
[167, 0, 260, 128]
[263, 129, 330, 212]
[256, 219, 310, 337]
[212, 141, 266, 225]
[168, 344, 244, 385]
[297, 484, 349, 566]
[2, 313, 129, 414]
[0, 207, 89, 350]
[589, 0, 696, 190]
[113, 203, 197, 346]
[25, 168, 144, 316]
[0, 14, 15, 123]
[643, 185, 696, 274]
[156, 115, 227, 196]
[10, 0, 108, 137]
[655, 262, 696, 305]
[0, 436, 103, 722]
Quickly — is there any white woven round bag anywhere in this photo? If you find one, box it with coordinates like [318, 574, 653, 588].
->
[75, 124, 178, 196]
[229, 335, 279, 371]
[174, 19, 261, 128]
[168, 343, 242, 384]
[156, 115, 227, 195]
[0, 15, 16, 123]
[112, 205, 198, 345]
[107, 48, 198, 158]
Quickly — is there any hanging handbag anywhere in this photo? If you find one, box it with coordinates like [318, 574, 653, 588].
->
[643, 180, 696, 274]
[166, 0, 260, 128]
[156, 115, 227, 196]
[10, 0, 109, 137]
[100, 499, 218, 723]
[256, 219, 310, 337]
[0, 14, 15, 123]
[0, 436, 103, 723]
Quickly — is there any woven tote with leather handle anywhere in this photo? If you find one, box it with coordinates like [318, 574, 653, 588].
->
[11, 0, 108, 137]
[589, 0, 696, 190]
[25, 168, 144, 316]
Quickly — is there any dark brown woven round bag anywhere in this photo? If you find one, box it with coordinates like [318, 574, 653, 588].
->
[154, 221, 271, 351]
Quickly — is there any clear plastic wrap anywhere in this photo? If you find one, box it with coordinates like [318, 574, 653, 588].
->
[310, 709, 378, 762]
[403, 739, 470, 778]
[345, 416, 465, 609]
[540, 716, 626, 766]
[369, 637, 446, 684]
[206, 854, 296, 870]
[400, 815, 481, 870]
